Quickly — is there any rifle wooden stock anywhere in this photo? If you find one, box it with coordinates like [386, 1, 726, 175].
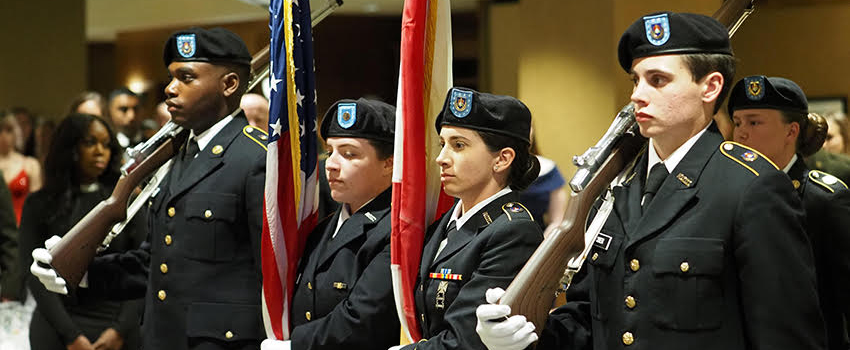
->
[48, 130, 188, 289]
[499, 0, 756, 336]
[498, 132, 645, 331]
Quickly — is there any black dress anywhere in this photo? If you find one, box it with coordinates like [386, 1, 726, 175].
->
[19, 184, 145, 350]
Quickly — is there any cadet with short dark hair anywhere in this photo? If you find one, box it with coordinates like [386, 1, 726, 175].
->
[729, 76, 850, 350]
[31, 27, 268, 350]
[475, 12, 826, 350]
[261, 98, 400, 350]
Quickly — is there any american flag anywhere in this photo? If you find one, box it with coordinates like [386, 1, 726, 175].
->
[391, 0, 455, 342]
[262, 0, 319, 340]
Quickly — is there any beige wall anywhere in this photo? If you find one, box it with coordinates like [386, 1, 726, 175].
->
[0, 0, 86, 118]
[487, 0, 747, 174]
[733, 2, 850, 106]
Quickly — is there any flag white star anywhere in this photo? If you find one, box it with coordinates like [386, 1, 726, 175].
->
[271, 118, 282, 137]
[296, 89, 305, 106]
[292, 0, 299, 7]
[270, 72, 283, 92]
[300, 121, 305, 137]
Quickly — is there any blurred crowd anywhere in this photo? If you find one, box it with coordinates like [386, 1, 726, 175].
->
[0, 87, 271, 349]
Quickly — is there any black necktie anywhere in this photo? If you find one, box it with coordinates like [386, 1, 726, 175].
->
[642, 162, 668, 213]
[445, 221, 457, 241]
[172, 137, 199, 181]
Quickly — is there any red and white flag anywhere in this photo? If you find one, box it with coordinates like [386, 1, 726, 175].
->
[391, 0, 455, 342]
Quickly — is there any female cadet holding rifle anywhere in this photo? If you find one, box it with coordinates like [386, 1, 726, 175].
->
[390, 88, 543, 350]
[728, 76, 850, 350]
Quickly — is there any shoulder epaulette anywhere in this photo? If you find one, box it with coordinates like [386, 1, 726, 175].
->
[719, 141, 779, 176]
[808, 170, 848, 193]
[501, 202, 533, 221]
[242, 125, 269, 151]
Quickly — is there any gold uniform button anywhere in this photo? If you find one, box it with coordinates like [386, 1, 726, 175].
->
[307, 282, 312, 290]
[167, 207, 176, 217]
[630, 259, 640, 272]
[305, 311, 311, 321]
[680, 261, 690, 273]
[625, 295, 636, 309]
[204, 209, 213, 219]
[157, 290, 166, 301]
[164, 235, 173, 246]
[225, 331, 234, 339]
[212, 145, 224, 155]
[622, 331, 634, 345]
[591, 252, 599, 261]
[160, 263, 168, 274]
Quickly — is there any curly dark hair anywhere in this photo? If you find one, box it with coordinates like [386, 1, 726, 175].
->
[43, 113, 122, 195]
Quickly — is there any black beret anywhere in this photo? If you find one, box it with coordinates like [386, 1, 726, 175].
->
[727, 76, 808, 115]
[320, 98, 395, 143]
[617, 12, 732, 72]
[435, 88, 531, 144]
[163, 27, 251, 67]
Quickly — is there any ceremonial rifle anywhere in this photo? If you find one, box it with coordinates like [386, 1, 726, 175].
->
[497, 0, 756, 336]
[46, 0, 343, 290]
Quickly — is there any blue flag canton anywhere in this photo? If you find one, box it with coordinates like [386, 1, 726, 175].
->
[269, 0, 318, 174]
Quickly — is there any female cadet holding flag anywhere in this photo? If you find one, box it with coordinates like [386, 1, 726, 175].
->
[727, 76, 850, 350]
[390, 88, 543, 350]
[261, 98, 399, 350]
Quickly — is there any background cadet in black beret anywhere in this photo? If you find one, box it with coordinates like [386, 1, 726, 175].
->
[476, 12, 826, 350]
[31, 27, 268, 350]
[388, 87, 542, 350]
[261, 98, 400, 350]
[729, 75, 850, 350]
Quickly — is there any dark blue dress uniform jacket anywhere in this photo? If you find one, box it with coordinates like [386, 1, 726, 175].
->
[788, 158, 850, 350]
[289, 188, 399, 350]
[403, 191, 543, 350]
[538, 125, 827, 350]
[85, 114, 267, 350]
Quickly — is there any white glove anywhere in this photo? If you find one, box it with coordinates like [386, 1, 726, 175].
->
[30, 235, 68, 295]
[475, 288, 538, 350]
[261, 339, 291, 350]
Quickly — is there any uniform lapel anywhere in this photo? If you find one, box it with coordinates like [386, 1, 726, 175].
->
[420, 208, 454, 278]
[612, 156, 645, 236]
[626, 126, 723, 248]
[317, 188, 392, 268]
[787, 156, 808, 196]
[168, 116, 246, 201]
[429, 192, 518, 269]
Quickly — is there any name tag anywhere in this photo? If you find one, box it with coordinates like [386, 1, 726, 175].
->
[594, 233, 612, 251]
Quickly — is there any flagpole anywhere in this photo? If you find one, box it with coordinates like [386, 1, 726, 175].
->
[247, 0, 343, 93]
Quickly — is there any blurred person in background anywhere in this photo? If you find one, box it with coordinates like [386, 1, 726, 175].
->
[20, 113, 144, 350]
[520, 127, 567, 237]
[34, 118, 56, 167]
[11, 107, 36, 157]
[0, 169, 23, 301]
[154, 101, 171, 127]
[0, 113, 42, 225]
[69, 92, 106, 117]
[106, 88, 142, 148]
[240, 93, 269, 129]
[823, 111, 849, 155]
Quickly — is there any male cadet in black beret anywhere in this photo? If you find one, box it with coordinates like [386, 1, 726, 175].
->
[475, 12, 826, 350]
[31, 27, 268, 350]
[729, 76, 850, 350]
[260, 98, 400, 350]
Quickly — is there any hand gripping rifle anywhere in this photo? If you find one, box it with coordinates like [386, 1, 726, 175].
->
[497, 0, 756, 336]
[46, 0, 344, 290]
